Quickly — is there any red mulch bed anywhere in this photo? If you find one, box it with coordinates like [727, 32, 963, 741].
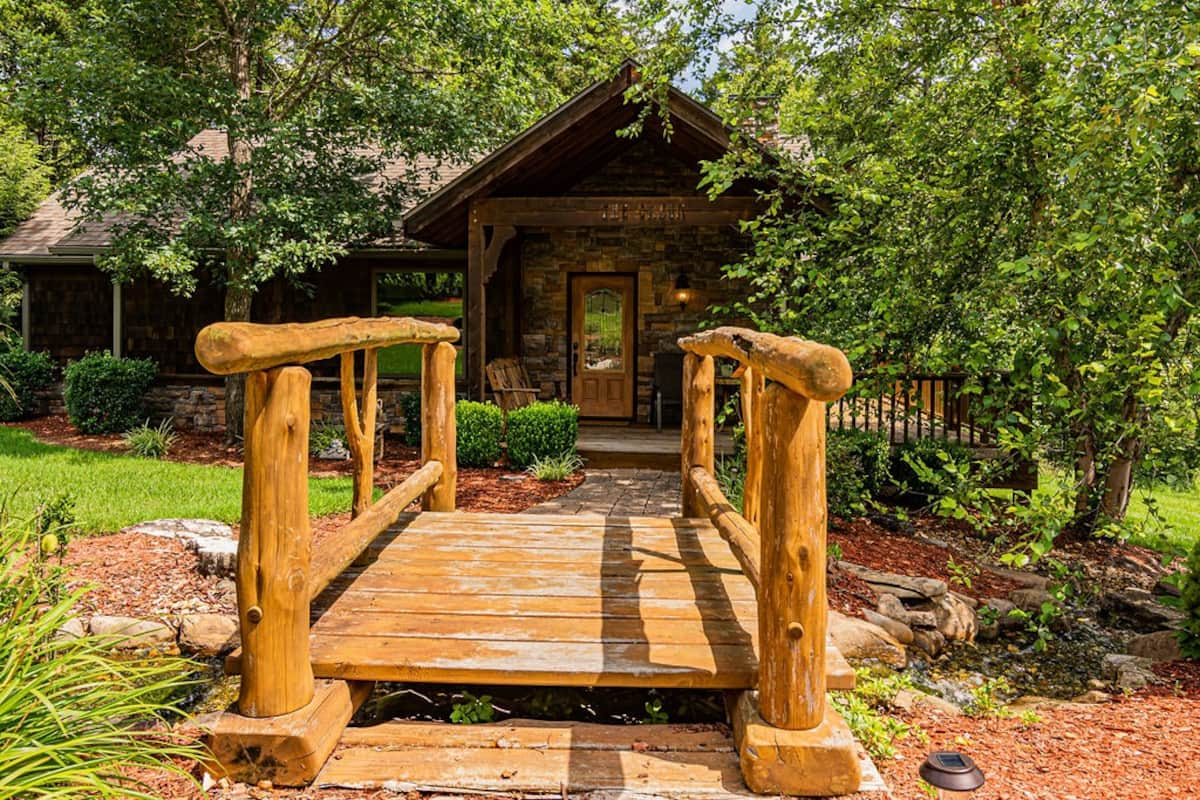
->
[830, 516, 1023, 602]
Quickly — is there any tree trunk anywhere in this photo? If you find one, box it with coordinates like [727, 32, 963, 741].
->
[1100, 395, 1144, 522]
[223, 285, 253, 443]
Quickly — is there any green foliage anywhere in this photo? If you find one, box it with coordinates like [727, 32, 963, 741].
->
[829, 668, 924, 760]
[0, 341, 55, 421]
[309, 421, 347, 456]
[63, 352, 157, 434]
[455, 400, 503, 468]
[122, 418, 177, 459]
[450, 691, 495, 725]
[715, 452, 746, 513]
[641, 697, 669, 724]
[0, 509, 201, 797]
[0, 121, 50, 237]
[505, 400, 579, 468]
[378, 271, 463, 303]
[526, 452, 584, 481]
[964, 677, 1015, 719]
[891, 438, 974, 502]
[1177, 540, 1200, 659]
[400, 392, 422, 446]
[826, 428, 890, 516]
[0, 425, 354, 532]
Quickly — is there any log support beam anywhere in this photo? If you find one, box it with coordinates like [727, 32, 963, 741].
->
[680, 352, 715, 517]
[422, 341, 458, 511]
[339, 348, 378, 518]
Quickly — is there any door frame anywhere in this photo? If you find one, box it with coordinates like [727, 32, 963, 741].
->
[566, 271, 638, 421]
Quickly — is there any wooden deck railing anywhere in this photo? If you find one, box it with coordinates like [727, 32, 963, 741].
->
[195, 316, 459, 719]
[677, 326, 853, 733]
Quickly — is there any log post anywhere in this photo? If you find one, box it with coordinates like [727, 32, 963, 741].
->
[758, 382, 827, 730]
[339, 348, 378, 518]
[740, 365, 765, 528]
[238, 366, 315, 718]
[422, 341, 457, 511]
[680, 352, 715, 517]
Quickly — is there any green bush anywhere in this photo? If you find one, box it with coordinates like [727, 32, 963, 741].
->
[400, 392, 422, 446]
[63, 352, 157, 434]
[456, 400, 503, 467]
[0, 342, 55, 421]
[0, 510, 200, 797]
[827, 428, 891, 516]
[309, 421, 347, 455]
[1178, 540, 1200, 660]
[505, 400, 579, 468]
[890, 437, 974, 500]
[122, 418, 178, 459]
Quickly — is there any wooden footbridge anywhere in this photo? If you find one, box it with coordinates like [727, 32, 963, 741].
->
[196, 320, 864, 797]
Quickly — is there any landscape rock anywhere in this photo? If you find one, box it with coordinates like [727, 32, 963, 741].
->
[1071, 690, 1112, 704]
[990, 566, 1050, 590]
[1128, 630, 1183, 664]
[905, 608, 938, 629]
[875, 593, 910, 624]
[1101, 654, 1157, 691]
[982, 597, 1025, 631]
[838, 561, 947, 600]
[54, 616, 86, 642]
[89, 615, 177, 649]
[1009, 587, 1055, 613]
[933, 592, 978, 642]
[1102, 587, 1186, 631]
[863, 609, 914, 645]
[911, 628, 946, 658]
[121, 518, 239, 579]
[178, 613, 240, 657]
[196, 538, 238, 578]
[892, 688, 961, 716]
[827, 610, 907, 668]
[316, 440, 351, 460]
[1154, 575, 1183, 598]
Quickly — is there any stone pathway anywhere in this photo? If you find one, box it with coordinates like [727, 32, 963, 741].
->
[524, 469, 681, 517]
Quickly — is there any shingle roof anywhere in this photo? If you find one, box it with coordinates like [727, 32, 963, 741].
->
[0, 130, 472, 259]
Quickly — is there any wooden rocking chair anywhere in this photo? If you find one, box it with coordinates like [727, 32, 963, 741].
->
[486, 357, 540, 412]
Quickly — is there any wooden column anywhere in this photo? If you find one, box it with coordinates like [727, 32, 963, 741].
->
[467, 205, 486, 401]
[680, 352, 715, 517]
[339, 348, 377, 518]
[422, 341, 458, 510]
[237, 366, 315, 718]
[740, 365, 765, 528]
[757, 382, 828, 730]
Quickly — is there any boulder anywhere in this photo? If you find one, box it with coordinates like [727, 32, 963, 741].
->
[863, 609, 914, 645]
[982, 597, 1025, 631]
[892, 688, 961, 716]
[178, 613, 240, 657]
[1101, 653, 1157, 691]
[89, 615, 176, 649]
[316, 440, 351, 460]
[1128, 631, 1183, 664]
[1155, 575, 1183, 598]
[827, 610, 907, 668]
[1070, 690, 1112, 704]
[53, 616, 86, 642]
[1102, 587, 1186, 631]
[911, 628, 946, 658]
[934, 592, 977, 642]
[989, 566, 1050, 590]
[838, 562, 947, 600]
[875, 593, 910, 624]
[906, 609, 939, 629]
[1009, 587, 1055, 613]
[196, 538, 238, 578]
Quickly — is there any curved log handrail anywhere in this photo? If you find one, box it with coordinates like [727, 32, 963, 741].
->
[677, 326, 853, 402]
[195, 316, 460, 375]
[687, 466, 760, 591]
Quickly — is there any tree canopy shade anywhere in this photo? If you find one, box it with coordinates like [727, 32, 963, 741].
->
[20, 0, 630, 437]
[636, 0, 1200, 534]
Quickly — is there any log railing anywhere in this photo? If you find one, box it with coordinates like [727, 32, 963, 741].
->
[195, 316, 459, 719]
[678, 326, 852, 733]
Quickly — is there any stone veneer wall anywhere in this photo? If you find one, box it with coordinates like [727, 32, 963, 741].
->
[518, 224, 748, 422]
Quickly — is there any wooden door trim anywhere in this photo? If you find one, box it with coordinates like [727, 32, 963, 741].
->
[567, 272, 637, 421]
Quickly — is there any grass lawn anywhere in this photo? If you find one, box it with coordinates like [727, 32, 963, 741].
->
[374, 298, 465, 378]
[0, 426, 355, 534]
[1127, 482, 1200, 553]
[378, 298, 462, 319]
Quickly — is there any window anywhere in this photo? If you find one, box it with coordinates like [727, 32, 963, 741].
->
[373, 270, 464, 376]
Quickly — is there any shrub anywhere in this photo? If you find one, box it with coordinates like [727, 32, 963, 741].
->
[63, 352, 157, 434]
[0, 342, 55, 421]
[1178, 540, 1200, 660]
[890, 437, 973, 501]
[123, 418, 178, 459]
[0, 509, 200, 797]
[505, 400, 579, 468]
[456, 400, 503, 467]
[399, 392, 422, 446]
[526, 452, 584, 481]
[826, 428, 890, 516]
[309, 421, 347, 456]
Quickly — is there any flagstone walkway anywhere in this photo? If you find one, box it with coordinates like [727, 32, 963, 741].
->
[523, 469, 681, 517]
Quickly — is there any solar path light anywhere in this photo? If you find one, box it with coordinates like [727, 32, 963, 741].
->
[919, 751, 985, 798]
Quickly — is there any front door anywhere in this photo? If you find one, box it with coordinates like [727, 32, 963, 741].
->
[571, 274, 635, 418]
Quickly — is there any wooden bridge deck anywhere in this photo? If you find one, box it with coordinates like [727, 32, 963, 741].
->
[227, 511, 852, 690]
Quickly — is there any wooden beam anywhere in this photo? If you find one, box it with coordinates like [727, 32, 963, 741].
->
[740, 366, 765, 529]
[339, 349, 378, 518]
[421, 342, 457, 511]
[678, 326, 853, 403]
[18, 267, 30, 349]
[196, 316, 459, 375]
[111, 281, 122, 358]
[481, 225, 517, 284]
[474, 196, 757, 227]
[687, 466, 760, 591]
[467, 205, 486, 400]
[680, 353, 715, 517]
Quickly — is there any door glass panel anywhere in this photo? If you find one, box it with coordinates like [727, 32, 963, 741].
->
[583, 288, 623, 371]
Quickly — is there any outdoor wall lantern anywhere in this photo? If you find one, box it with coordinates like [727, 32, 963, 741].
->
[919, 751, 984, 798]
[673, 273, 692, 310]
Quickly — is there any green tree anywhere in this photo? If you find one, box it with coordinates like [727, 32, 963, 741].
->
[0, 121, 49, 236]
[639, 0, 1200, 534]
[27, 0, 626, 438]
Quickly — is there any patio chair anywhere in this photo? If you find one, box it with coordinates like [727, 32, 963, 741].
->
[486, 357, 540, 413]
[651, 351, 685, 432]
